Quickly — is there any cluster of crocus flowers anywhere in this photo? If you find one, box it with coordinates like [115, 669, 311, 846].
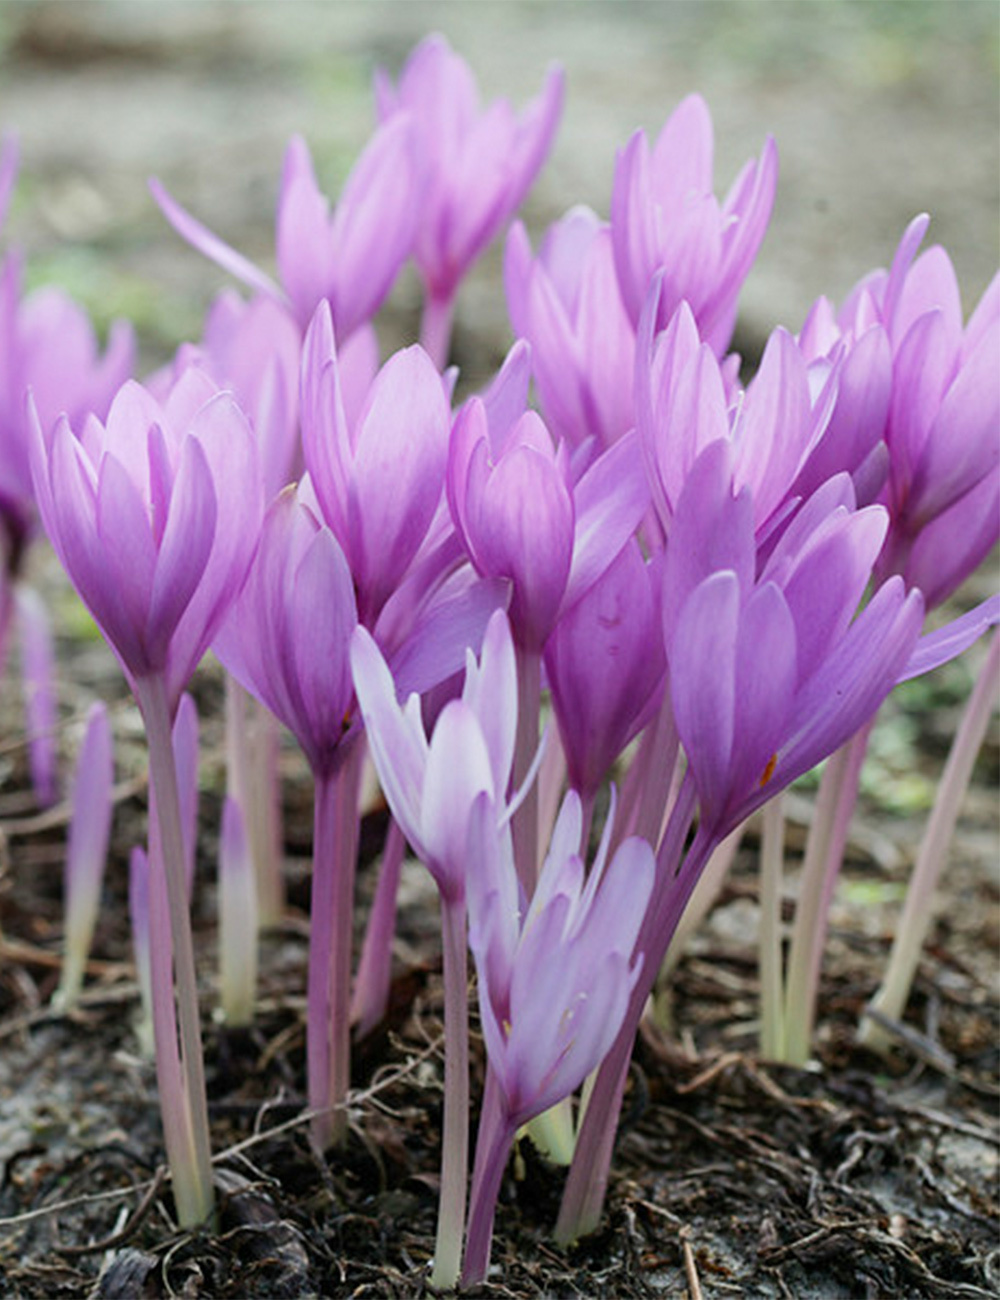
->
[5, 28, 997, 1287]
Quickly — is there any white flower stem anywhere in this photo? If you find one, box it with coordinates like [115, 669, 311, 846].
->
[431, 893, 470, 1290]
[860, 630, 1000, 1051]
[135, 673, 215, 1228]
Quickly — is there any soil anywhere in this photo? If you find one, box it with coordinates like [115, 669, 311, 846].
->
[0, 4, 998, 1297]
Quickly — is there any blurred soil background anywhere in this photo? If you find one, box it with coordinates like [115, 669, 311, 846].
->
[0, 2, 998, 1297]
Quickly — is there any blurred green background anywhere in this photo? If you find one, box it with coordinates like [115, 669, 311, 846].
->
[1, 0, 997, 375]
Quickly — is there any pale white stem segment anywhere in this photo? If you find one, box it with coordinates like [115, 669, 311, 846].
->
[218, 795, 259, 1027]
[860, 630, 1000, 1052]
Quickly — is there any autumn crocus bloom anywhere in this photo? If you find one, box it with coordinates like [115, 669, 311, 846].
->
[214, 485, 359, 1149]
[301, 302, 452, 630]
[556, 447, 925, 1246]
[29, 366, 263, 1228]
[448, 390, 649, 654]
[663, 443, 924, 841]
[29, 368, 261, 710]
[462, 789, 654, 1284]
[352, 608, 523, 1290]
[375, 34, 564, 365]
[611, 94, 777, 352]
[874, 220, 999, 607]
[151, 115, 417, 341]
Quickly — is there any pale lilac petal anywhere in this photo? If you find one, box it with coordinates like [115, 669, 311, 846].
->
[147, 436, 217, 658]
[903, 472, 999, 609]
[420, 701, 495, 893]
[350, 625, 429, 853]
[351, 345, 450, 621]
[899, 594, 1000, 683]
[661, 439, 754, 654]
[327, 115, 418, 338]
[907, 320, 1000, 526]
[389, 574, 510, 701]
[150, 177, 281, 303]
[669, 571, 739, 824]
[275, 135, 337, 327]
[289, 525, 357, 774]
[95, 452, 157, 666]
[730, 582, 796, 801]
[461, 608, 518, 803]
[476, 443, 574, 647]
[565, 429, 650, 613]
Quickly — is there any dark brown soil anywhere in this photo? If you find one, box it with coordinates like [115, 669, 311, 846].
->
[0, 632, 997, 1297]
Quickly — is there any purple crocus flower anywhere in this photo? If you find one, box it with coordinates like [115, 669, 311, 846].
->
[448, 387, 650, 652]
[611, 95, 778, 352]
[351, 607, 525, 1289]
[28, 365, 263, 1227]
[28, 367, 263, 713]
[214, 483, 359, 1150]
[214, 485, 358, 782]
[350, 607, 518, 903]
[150, 115, 418, 342]
[664, 442, 925, 842]
[505, 207, 636, 459]
[469, 788, 653, 1127]
[301, 302, 452, 629]
[874, 221, 999, 607]
[374, 34, 564, 364]
[462, 788, 654, 1284]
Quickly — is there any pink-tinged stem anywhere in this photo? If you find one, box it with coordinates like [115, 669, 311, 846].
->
[432, 893, 470, 1290]
[555, 778, 704, 1245]
[618, 693, 680, 853]
[419, 288, 456, 371]
[758, 797, 786, 1060]
[144, 834, 199, 1222]
[0, 571, 13, 681]
[134, 673, 215, 1228]
[861, 630, 1000, 1052]
[15, 584, 58, 807]
[511, 646, 542, 897]
[782, 724, 872, 1067]
[462, 1069, 516, 1287]
[660, 821, 743, 981]
[307, 745, 362, 1150]
[536, 725, 567, 866]
[351, 817, 406, 1038]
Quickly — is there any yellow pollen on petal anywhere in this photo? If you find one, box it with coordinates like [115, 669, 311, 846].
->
[502, 1018, 513, 1039]
[759, 753, 778, 787]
